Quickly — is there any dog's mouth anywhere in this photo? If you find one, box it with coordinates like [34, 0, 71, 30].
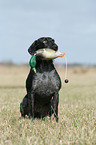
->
[34, 48, 65, 60]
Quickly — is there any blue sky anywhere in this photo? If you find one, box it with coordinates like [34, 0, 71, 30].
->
[0, 0, 96, 64]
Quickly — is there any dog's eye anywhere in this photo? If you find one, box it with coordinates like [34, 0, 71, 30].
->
[43, 41, 47, 44]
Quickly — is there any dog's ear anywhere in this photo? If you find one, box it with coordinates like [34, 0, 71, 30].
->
[28, 40, 37, 55]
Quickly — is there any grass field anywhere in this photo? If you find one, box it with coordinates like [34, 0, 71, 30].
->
[0, 65, 96, 145]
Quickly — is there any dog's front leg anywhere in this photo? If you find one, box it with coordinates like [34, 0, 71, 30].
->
[53, 92, 59, 122]
[28, 92, 31, 118]
[31, 93, 34, 120]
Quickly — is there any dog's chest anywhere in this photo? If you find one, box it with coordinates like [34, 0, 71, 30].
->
[32, 70, 61, 97]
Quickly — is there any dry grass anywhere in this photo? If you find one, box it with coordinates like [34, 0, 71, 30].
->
[0, 65, 96, 145]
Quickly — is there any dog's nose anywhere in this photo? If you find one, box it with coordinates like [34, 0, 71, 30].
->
[43, 41, 47, 44]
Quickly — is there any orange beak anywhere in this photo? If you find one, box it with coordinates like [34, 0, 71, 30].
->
[58, 53, 65, 57]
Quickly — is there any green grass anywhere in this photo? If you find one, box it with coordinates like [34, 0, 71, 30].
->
[0, 66, 96, 144]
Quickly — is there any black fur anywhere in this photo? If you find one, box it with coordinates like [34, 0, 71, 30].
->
[20, 37, 61, 122]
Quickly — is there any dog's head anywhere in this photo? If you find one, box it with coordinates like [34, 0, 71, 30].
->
[28, 37, 58, 55]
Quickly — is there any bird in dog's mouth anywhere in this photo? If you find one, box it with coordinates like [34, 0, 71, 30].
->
[34, 48, 65, 60]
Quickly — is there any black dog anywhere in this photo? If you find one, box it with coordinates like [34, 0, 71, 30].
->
[20, 37, 61, 122]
